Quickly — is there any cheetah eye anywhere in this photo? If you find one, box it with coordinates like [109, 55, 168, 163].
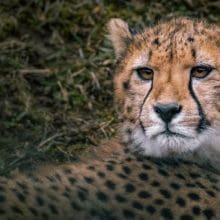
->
[136, 67, 154, 81]
[191, 65, 213, 79]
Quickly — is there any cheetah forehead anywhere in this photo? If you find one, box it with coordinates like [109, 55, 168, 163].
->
[108, 17, 220, 67]
[130, 18, 219, 66]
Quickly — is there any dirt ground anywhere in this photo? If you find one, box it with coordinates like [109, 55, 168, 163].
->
[0, 0, 219, 174]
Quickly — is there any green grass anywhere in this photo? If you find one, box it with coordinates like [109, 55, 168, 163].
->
[0, 0, 219, 174]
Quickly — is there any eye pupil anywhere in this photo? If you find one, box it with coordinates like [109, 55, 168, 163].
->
[192, 65, 213, 79]
[136, 67, 154, 80]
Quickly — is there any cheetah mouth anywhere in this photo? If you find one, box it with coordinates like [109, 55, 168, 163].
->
[152, 129, 190, 139]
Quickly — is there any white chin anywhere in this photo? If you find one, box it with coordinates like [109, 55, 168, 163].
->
[130, 126, 201, 157]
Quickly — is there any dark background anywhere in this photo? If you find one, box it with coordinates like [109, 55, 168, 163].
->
[0, 0, 219, 174]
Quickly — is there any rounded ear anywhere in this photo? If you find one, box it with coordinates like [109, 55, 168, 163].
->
[107, 18, 132, 58]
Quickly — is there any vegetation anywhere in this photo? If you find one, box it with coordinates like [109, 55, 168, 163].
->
[0, 0, 219, 174]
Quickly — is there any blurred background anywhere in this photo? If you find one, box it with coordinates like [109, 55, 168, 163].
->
[0, 0, 219, 174]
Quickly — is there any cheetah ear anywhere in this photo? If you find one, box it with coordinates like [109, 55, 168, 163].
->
[107, 18, 132, 58]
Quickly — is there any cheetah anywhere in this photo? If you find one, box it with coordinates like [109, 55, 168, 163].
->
[0, 17, 220, 220]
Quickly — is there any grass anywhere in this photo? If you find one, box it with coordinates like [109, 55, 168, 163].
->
[0, 0, 219, 174]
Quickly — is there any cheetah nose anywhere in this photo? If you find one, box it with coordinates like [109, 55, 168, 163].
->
[153, 103, 182, 123]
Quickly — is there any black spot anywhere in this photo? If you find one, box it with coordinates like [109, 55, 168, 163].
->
[84, 177, 94, 184]
[191, 49, 196, 58]
[115, 194, 126, 203]
[123, 166, 131, 175]
[161, 208, 173, 219]
[154, 198, 164, 205]
[125, 128, 132, 135]
[62, 192, 70, 199]
[206, 190, 215, 197]
[180, 214, 193, 220]
[187, 37, 194, 42]
[123, 209, 135, 218]
[157, 168, 169, 177]
[159, 189, 171, 199]
[123, 147, 129, 153]
[148, 50, 153, 60]
[71, 201, 82, 211]
[68, 177, 76, 185]
[117, 173, 127, 179]
[176, 197, 186, 207]
[55, 173, 61, 181]
[139, 173, 148, 181]
[108, 160, 117, 164]
[188, 193, 200, 201]
[189, 172, 200, 179]
[11, 206, 23, 215]
[87, 165, 95, 171]
[16, 182, 28, 190]
[203, 209, 215, 219]
[36, 196, 44, 206]
[153, 38, 160, 45]
[186, 183, 196, 188]
[46, 176, 55, 182]
[125, 157, 132, 162]
[175, 173, 186, 180]
[195, 181, 206, 189]
[132, 201, 143, 210]
[129, 118, 135, 123]
[29, 207, 38, 216]
[96, 191, 108, 202]
[124, 183, 135, 193]
[138, 190, 151, 199]
[97, 171, 105, 178]
[212, 185, 220, 191]
[192, 206, 201, 215]
[142, 163, 151, 170]
[16, 192, 26, 203]
[127, 106, 132, 113]
[170, 182, 180, 190]
[123, 80, 130, 90]
[77, 190, 86, 201]
[49, 204, 59, 214]
[34, 186, 43, 193]
[146, 205, 156, 214]
[151, 180, 160, 187]
[106, 164, 114, 171]
[207, 175, 218, 183]
[105, 180, 116, 190]
[63, 169, 72, 174]
[0, 195, 6, 202]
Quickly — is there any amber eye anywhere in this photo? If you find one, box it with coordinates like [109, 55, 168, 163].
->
[136, 67, 154, 80]
[191, 65, 213, 79]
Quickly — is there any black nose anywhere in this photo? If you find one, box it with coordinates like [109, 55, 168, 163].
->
[153, 103, 182, 123]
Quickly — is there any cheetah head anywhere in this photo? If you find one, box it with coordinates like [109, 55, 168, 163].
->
[107, 18, 220, 160]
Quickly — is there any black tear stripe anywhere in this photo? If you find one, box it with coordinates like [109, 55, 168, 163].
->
[188, 76, 210, 132]
[139, 81, 154, 134]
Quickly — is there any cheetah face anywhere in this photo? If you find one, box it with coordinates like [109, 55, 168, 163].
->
[108, 18, 220, 158]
